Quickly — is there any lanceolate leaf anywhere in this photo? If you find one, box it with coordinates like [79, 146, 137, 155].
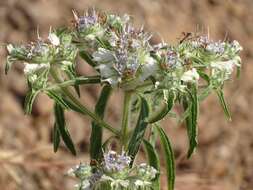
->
[47, 90, 70, 109]
[24, 89, 39, 114]
[47, 90, 85, 114]
[148, 90, 176, 123]
[184, 84, 199, 158]
[127, 97, 149, 166]
[79, 51, 96, 67]
[143, 139, 160, 190]
[53, 123, 61, 152]
[156, 126, 175, 190]
[5, 56, 14, 75]
[54, 103, 76, 155]
[90, 85, 112, 162]
[216, 89, 231, 121]
[149, 124, 159, 147]
[197, 70, 210, 85]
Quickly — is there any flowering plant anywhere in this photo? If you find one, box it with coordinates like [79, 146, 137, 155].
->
[5, 9, 242, 190]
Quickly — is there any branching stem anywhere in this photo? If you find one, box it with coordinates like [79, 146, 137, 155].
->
[50, 68, 120, 136]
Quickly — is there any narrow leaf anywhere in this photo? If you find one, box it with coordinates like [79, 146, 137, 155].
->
[149, 90, 175, 123]
[54, 103, 76, 155]
[79, 51, 96, 67]
[197, 70, 210, 85]
[47, 90, 87, 114]
[127, 97, 149, 165]
[156, 126, 175, 190]
[24, 90, 39, 114]
[183, 85, 198, 158]
[53, 123, 61, 152]
[143, 139, 160, 190]
[216, 89, 231, 121]
[236, 66, 241, 79]
[90, 85, 112, 162]
[150, 124, 159, 147]
[5, 56, 13, 74]
[47, 90, 70, 109]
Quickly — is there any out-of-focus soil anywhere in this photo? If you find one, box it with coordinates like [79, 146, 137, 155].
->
[0, 0, 252, 190]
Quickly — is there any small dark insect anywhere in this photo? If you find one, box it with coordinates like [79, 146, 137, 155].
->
[90, 159, 98, 166]
[98, 12, 107, 25]
[71, 10, 80, 28]
[179, 32, 192, 44]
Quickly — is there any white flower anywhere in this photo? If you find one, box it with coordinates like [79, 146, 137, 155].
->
[23, 63, 49, 75]
[108, 32, 119, 47]
[231, 40, 243, 52]
[48, 33, 60, 46]
[210, 60, 237, 74]
[139, 56, 157, 81]
[134, 179, 151, 187]
[85, 28, 104, 41]
[206, 41, 225, 54]
[7, 44, 14, 54]
[92, 48, 115, 63]
[85, 34, 96, 41]
[67, 168, 75, 177]
[122, 14, 130, 23]
[96, 64, 115, 78]
[181, 68, 199, 83]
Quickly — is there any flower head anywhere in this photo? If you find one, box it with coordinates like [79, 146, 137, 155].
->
[181, 68, 199, 83]
[103, 150, 131, 173]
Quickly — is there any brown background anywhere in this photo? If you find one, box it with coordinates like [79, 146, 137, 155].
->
[0, 0, 252, 190]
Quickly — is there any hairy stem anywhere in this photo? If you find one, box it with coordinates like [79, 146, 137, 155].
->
[44, 75, 100, 91]
[120, 90, 133, 149]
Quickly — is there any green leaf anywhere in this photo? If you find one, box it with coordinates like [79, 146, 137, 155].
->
[62, 97, 87, 114]
[143, 139, 160, 190]
[178, 101, 192, 124]
[236, 66, 241, 79]
[148, 90, 176, 123]
[216, 89, 231, 121]
[198, 86, 212, 101]
[79, 51, 96, 67]
[47, 90, 70, 109]
[197, 70, 210, 85]
[90, 85, 112, 162]
[24, 90, 39, 114]
[47, 90, 87, 114]
[5, 56, 13, 74]
[95, 37, 111, 49]
[183, 84, 198, 158]
[150, 124, 159, 147]
[54, 103, 76, 155]
[156, 126, 175, 190]
[53, 123, 61, 152]
[127, 97, 149, 165]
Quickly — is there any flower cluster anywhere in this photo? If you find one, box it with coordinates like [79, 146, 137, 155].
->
[68, 151, 158, 190]
[4, 9, 243, 190]
[73, 9, 156, 88]
[150, 35, 242, 94]
[6, 9, 242, 92]
[6, 30, 77, 89]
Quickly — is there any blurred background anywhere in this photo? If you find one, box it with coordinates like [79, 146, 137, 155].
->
[0, 0, 252, 189]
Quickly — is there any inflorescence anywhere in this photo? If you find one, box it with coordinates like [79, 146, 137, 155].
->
[5, 8, 243, 190]
[68, 150, 157, 190]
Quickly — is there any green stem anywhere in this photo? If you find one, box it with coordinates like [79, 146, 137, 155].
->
[44, 76, 100, 91]
[50, 68, 120, 136]
[120, 90, 133, 149]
